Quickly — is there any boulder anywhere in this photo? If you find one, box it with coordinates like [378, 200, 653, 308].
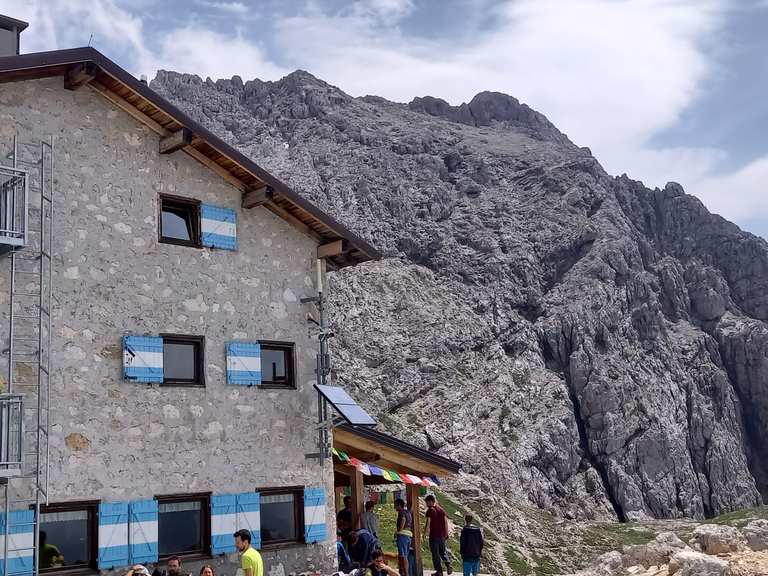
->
[668, 550, 729, 576]
[623, 531, 688, 567]
[692, 524, 744, 555]
[743, 519, 768, 551]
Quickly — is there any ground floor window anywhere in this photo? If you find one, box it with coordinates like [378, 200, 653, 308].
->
[260, 487, 303, 546]
[157, 494, 210, 557]
[39, 501, 97, 571]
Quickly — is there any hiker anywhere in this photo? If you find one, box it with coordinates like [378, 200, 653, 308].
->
[337, 495, 354, 529]
[152, 556, 190, 576]
[367, 549, 400, 576]
[39, 531, 64, 569]
[126, 567, 151, 576]
[347, 528, 378, 569]
[459, 514, 484, 576]
[360, 500, 380, 541]
[234, 528, 264, 576]
[394, 498, 414, 576]
[424, 494, 453, 575]
[199, 566, 215, 576]
[337, 532, 353, 573]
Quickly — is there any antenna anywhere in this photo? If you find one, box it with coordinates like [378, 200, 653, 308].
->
[87, 34, 93, 47]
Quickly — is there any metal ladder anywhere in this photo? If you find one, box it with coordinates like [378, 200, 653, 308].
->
[2, 136, 54, 576]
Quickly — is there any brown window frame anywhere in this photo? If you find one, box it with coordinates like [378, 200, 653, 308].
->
[257, 486, 305, 548]
[156, 492, 212, 560]
[38, 500, 99, 575]
[259, 341, 296, 389]
[161, 334, 205, 387]
[159, 194, 201, 248]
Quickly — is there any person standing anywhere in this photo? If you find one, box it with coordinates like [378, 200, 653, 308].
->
[424, 494, 452, 575]
[360, 500, 380, 541]
[234, 529, 263, 576]
[459, 514, 484, 576]
[394, 498, 413, 576]
[151, 556, 190, 576]
[337, 495, 354, 531]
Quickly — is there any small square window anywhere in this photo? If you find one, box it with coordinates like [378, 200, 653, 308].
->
[39, 501, 98, 572]
[260, 342, 295, 389]
[157, 494, 210, 557]
[162, 335, 204, 387]
[259, 488, 303, 546]
[160, 195, 200, 247]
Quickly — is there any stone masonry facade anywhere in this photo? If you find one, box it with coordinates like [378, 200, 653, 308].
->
[0, 77, 336, 575]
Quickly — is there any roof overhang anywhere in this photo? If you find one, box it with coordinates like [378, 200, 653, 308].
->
[334, 424, 460, 485]
[0, 47, 379, 269]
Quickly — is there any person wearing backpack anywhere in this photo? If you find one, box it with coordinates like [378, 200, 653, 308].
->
[459, 514, 484, 576]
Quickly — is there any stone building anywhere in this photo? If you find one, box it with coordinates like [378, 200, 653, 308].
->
[0, 18, 379, 576]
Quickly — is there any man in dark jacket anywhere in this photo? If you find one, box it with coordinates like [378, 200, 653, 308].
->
[347, 528, 379, 569]
[459, 514, 484, 576]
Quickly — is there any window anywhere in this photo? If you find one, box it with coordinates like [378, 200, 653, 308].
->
[259, 487, 303, 546]
[260, 342, 295, 389]
[39, 501, 98, 572]
[162, 335, 205, 387]
[160, 195, 200, 247]
[157, 494, 210, 557]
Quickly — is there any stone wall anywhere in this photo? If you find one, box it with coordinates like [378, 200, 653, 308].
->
[0, 77, 336, 574]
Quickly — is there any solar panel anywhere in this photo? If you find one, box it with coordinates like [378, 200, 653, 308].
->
[315, 384, 377, 426]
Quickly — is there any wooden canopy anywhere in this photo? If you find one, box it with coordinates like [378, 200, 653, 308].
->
[333, 425, 460, 575]
[0, 47, 379, 269]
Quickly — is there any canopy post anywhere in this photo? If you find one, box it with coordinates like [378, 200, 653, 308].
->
[351, 468, 364, 529]
[407, 483, 424, 576]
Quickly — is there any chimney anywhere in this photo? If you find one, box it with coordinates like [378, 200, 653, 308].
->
[0, 14, 29, 57]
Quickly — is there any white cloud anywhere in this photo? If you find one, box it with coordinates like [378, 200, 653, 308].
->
[196, 1, 249, 14]
[138, 26, 286, 82]
[694, 155, 768, 222]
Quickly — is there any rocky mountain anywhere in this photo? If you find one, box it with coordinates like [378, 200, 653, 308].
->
[151, 69, 768, 524]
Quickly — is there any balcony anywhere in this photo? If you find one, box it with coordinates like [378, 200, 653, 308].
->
[0, 394, 23, 478]
[0, 166, 27, 251]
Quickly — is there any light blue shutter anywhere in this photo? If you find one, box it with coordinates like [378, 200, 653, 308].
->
[236, 492, 261, 550]
[98, 502, 129, 569]
[226, 342, 261, 386]
[129, 500, 158, 564]
[303, 487, 327, 544]
[201, 204, 237, 250]
[211, 495, 237, 555]
[0, 510, 35, 576]
[123, 336, 163, 383]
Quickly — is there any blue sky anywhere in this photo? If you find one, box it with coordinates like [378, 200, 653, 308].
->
[3, 0, 767, 237]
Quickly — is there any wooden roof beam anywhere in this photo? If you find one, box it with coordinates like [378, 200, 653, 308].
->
[159, 128, 192, 154]
[242, 185, 273, 209]
[318, 239, 347, 259]
[64, 63, 96, 91]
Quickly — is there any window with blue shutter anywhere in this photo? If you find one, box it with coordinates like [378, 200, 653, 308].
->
[201, 204, 237, 251]
[236, 493, 261, 550]
[226, 342, 261, 386]
[210, 495, 237, 555]
[123, 336, 163, 383]
[303, 487, 327, 544]
[129, 500, 158, 565]
[0, 510, 35, 576]
[97, 502, 129, 570]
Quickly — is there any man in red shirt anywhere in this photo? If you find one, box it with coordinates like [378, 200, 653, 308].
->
[424, 494, 453, 575]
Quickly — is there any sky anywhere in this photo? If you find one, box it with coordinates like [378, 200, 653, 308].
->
[2, 0, 767, 237]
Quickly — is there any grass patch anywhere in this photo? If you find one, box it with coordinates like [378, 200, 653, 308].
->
[505, 546, 532, 575]
[709, 506, 768, 528]
[531, 551, 561, 576]
[580, 522, 655, 551]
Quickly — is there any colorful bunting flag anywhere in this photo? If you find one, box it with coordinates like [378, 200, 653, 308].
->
[357, 462, 371, 476]
[381, 470, 394, 481]
[406, 474, 423, 485]
[401, 474, 414, 484]
[369, 465, 384, 477]
[388, 470, 402, 482]
[331, 450, 442, 486]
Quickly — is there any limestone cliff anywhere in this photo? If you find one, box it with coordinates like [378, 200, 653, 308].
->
[151, 69, 767, 522]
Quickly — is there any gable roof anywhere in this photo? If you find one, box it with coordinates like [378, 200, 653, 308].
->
[0, 47, 379, 268]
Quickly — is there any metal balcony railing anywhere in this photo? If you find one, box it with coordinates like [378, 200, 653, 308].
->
[0, 166, 28, 249]
[0, 394, 23, 477]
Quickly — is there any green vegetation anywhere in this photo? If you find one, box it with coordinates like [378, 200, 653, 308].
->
[530, 551, 561, 575]
[580, 522, 655, 550]
[709, 506, 768, 528]
[505, 546, 532, 575]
